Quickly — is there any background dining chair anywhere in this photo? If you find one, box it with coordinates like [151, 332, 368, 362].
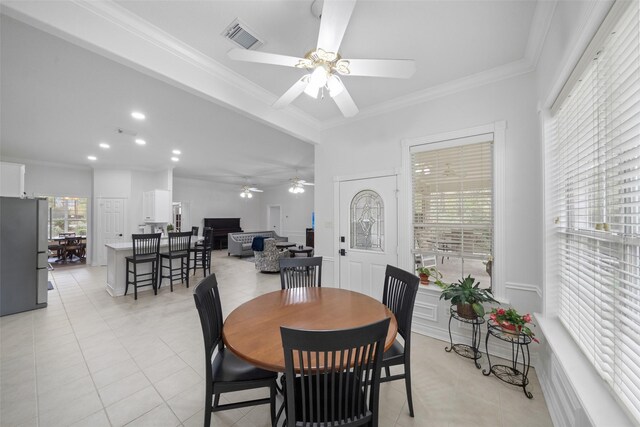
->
[380, 265, 419, 417]
[189, 227, 214, 277]
[191, 226, 199, 236]
[279, 256, 323, 290]
[193, 274, 277, 427]
[125, 233, 161, 300]
[159, 231, 191, 292]
[280, 317, 389, 427]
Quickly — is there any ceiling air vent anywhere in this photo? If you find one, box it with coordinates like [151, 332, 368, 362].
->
[222, 19, 263, 50]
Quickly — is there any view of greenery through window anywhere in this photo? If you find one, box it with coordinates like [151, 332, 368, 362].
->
[47, 196, 88, 238]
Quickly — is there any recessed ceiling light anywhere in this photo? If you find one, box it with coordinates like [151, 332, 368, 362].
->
[99, 143, 110, 149]
[172, 149, 181, 155]
[135, 139, 146, 145]
[131, 111, 146, 120]
[171, 157, 179, 162]
[87, 155, 97, 161]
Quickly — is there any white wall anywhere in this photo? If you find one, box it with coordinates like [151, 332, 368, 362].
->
[315, 71, 542, 361]
[258, 183, 314, 244]
[0, 161, 25, 197]
[172, 176, 262, 232]
[22, 161, 92, 198]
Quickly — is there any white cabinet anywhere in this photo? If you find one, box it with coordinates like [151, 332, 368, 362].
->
[142, 190, 170, 223]
[0, 162, 25, 197]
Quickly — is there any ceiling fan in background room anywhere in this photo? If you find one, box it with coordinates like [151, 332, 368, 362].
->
[227, 0, 416, 117]
[240, 185, 263, 198]
[289, 177, 314, 194]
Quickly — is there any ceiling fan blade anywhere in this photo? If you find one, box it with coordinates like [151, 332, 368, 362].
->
[316, 0, 357, 54]
[332, 86, 359, 118]
[227, 48, 303, 68]
[273, 77, 309, 109]
[340, 58, 416, 79]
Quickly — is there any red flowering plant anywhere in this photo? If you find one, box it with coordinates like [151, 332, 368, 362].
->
[489, 307, 539, 343]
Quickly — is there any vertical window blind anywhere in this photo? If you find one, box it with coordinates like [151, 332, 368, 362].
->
[550, 1, 640, 421]
[411, 137, 493, 263]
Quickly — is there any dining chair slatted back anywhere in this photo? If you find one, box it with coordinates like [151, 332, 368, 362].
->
[279, 256, 323, 290]
[193, 273, 225, 354]
[203, 227, 214, 249]
[132, 233, 161, 258]
[194, 274, 277, 427]
[168, 232, 192, 253]
[380, 265, 419, 417]
[281, 318, 389, 427]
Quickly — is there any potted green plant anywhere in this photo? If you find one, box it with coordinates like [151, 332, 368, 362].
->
[166, 224, 174, 233]
[439, 275, 497, 319]
[416, 266, 442, 286]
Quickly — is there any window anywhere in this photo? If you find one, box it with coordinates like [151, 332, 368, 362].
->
[411, 135, 494, 288]
[549, 1, 640, 421]
[47, 196, 88, 238]
[350, 190, 384, 251]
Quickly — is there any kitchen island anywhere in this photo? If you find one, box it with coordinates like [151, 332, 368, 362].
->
[105, 237, 202, 297]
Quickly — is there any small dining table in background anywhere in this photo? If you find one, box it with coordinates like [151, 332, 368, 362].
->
[222, 287, 397, 372]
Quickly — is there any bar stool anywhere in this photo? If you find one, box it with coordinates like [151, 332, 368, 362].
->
[189, 227, 214, 277]
[125, 233, 161, 300]
[159, 232, 192, 292]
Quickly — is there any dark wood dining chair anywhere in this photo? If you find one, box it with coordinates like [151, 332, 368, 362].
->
[191, 226, 199, 236]
[189, 227, 214, 277]
[380, 265, 419, 417]
[279, 256, 323, 290]
[193, 274, 277, 427]
[125, 233, 161, 300]
[280, 317, 390, 427]
[159, 232, 191, 292]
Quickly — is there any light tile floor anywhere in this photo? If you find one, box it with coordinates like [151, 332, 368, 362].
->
[0, 251, 553, 427]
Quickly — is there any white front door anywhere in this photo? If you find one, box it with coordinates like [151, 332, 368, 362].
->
[268, 205, 281, 235]
[338, 175, 398, 299]
[97, 198, 126, 266]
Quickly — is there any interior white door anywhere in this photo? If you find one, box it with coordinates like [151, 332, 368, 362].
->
[339, 175, 398, 299]
[97, 198, 126, 266]
[268, 205, 281, 235]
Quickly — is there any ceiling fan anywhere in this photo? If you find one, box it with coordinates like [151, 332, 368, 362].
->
[240, 185, 263, 198]
[227, 0, 416, 117]
[289, 178, 314, 194]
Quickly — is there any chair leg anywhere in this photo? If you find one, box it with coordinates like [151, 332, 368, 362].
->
[125, 260, 130, 296]
[270, 383, 276, 427]
[404, 359, 414, 417]
[169, 258, 174, 292]
[185, 255, 190, 288]
[152, 260, 158, 295]
[204, 385, 213, 427]
[133, 263, 138, 300]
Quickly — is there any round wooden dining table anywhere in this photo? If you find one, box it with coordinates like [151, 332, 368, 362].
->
[222, 287, 398, 372]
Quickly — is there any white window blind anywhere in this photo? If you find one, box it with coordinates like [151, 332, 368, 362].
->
[550, 1, 640, 422]
[411, 136, 493, 262]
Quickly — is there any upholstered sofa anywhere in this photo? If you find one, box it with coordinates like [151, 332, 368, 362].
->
[254, 238, 289, 272]
[227, 230, 288, 257]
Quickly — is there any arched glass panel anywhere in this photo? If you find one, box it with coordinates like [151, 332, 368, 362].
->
[350, 190, 384, 251]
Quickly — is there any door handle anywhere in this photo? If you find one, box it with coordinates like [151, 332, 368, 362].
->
[339, 249, 346, 256]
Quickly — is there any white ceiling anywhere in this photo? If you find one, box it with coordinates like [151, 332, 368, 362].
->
[0, 0, 547, 185]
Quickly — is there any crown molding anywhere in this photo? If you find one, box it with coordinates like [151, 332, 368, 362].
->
[321, 58, 535, 130]
[524, 0, 558, 67]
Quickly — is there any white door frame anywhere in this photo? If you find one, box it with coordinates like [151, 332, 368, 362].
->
[333, 169, 400, 288]
[267, 204, 282, 235]
[95, 197, 127, 266]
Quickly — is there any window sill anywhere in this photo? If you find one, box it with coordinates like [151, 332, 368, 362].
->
[535, 315, 634, 427]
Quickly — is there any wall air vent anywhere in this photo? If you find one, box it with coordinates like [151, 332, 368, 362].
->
[222, 19, 263, 50]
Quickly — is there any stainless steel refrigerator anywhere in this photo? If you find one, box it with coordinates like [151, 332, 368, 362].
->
[0, 197, 48, 316]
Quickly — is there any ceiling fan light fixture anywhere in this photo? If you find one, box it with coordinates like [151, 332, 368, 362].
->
[304, 81, 320, 99]
[309, 65, 329, 88]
